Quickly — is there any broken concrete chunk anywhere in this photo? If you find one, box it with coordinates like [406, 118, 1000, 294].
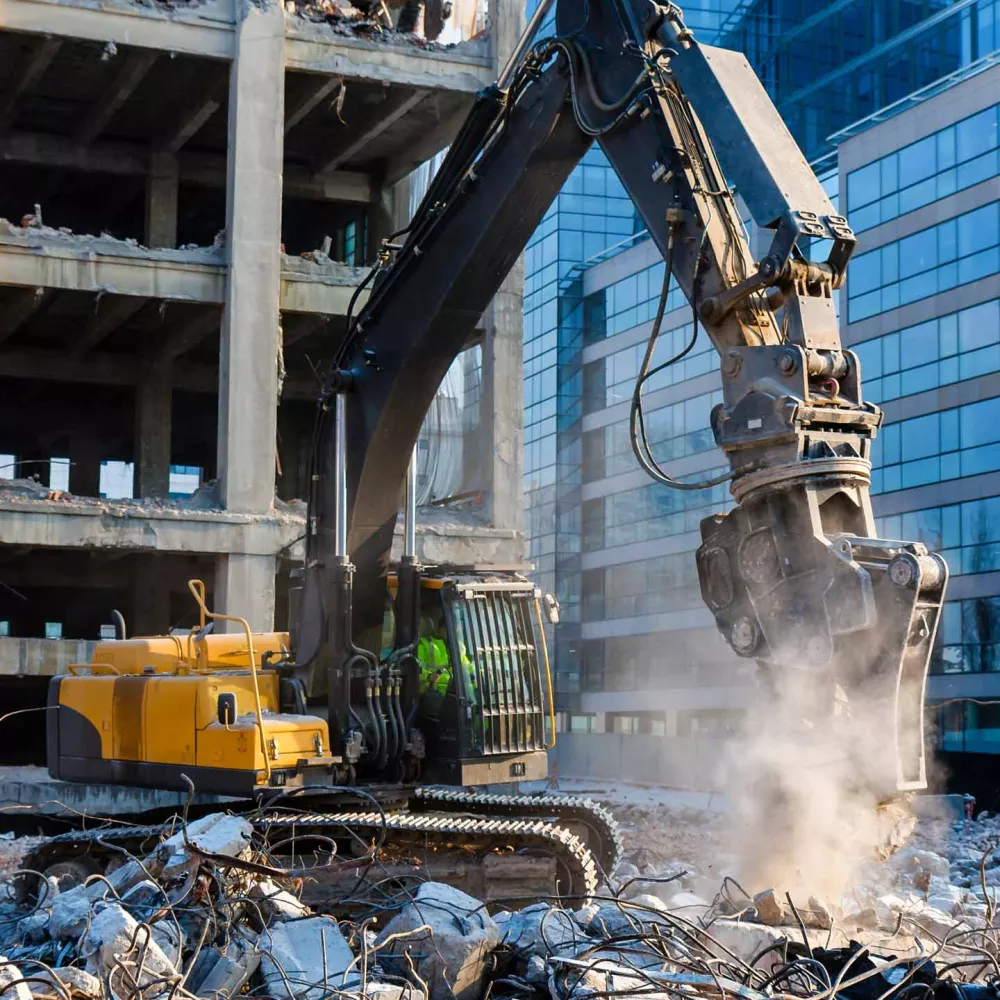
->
[612, 860, 640, 887]
[801, 896, 832, 930]
[499, 902, 588, 958]
[192, 938, 261, 999]
[752, 888, 787, 926]
[250, 879, 310, 922]
[121, 879, 166, 925]
[259, 916, 358, 1000]
[17, 910, 49, 943]
[626, 893, 670, 915]
[664, 890, 709, 915]
[706, 920, 788, 975]
[107, 857, 165, 896]
[904, 902, 971, 942]
[81, 904, 177, 994]
[162, 813, 253, 860]
[365, 984, 426, 1000]
[37, 967, 104, 1000]
[0, 958, 31, 1000]
[151, 919, 184, 968]
[375, 882, 499, 1000]
[927, 876, 965, 915]
[49, 884, 96, 941]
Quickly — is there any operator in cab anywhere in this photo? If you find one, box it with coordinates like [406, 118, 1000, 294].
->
[416, 607, 474, 703]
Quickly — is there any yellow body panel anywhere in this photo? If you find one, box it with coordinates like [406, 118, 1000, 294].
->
[58, 666, 329, 776]
[140, 678, 197, 766]
[86, 632, 290, 675]
[194, 674, 281, 727]
[60, 676, 115, 757]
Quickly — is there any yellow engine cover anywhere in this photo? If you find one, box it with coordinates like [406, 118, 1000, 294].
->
[50, 655, 333, 796]
[88, 632, 291, 675]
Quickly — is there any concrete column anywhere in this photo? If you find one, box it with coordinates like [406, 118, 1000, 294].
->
[216, 0, 284, 632]
[68, 436, 101, 496]
[145, 153, 179, 249]
[131, 556, 171, 636]
[473, 0, 527, 533]
[134, 370, 172, 499]
[214, 553, 276, 632]
[474, 260, 525, 531]
[217, 0, 284, 515]
[488, 0, 525, 72]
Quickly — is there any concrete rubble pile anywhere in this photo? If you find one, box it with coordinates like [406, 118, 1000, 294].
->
[1, 807, 1000, 1000]
[286, 0, 454, 44]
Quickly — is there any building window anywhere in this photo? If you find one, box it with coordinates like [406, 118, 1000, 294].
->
[596, 392, 721, 480]
[848, 202, 1000, 323]
[567, 713, 596, 734]
[599, 324, 715, 407]
[870, 393, 1000, 494]
[0, 622, 10, 637]
[100, 461, 134, 499]
[583, 475, 730, 552]
[855, 299, 1000, 404]
[344, 221, 357, 266]
[49, 458, 70, 491]
[610, 714, 641, 735]
[44, 623, 63, 639]
[846, 105, 999, 232]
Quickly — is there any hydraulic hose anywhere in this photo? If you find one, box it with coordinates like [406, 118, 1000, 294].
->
[364, 682, 381, 764]
[383, 676, 399, 762]
[392, 674, 407, 759]
[373, 669, 389, 770]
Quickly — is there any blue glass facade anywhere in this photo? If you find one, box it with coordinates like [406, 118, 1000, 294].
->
[846, 104, 999, 231]
[521, 0, 1000, 755]
[855, 299, 1000, 403]
[848, 202, 1000, 322]
[837, 62, 1000, 754]
[721, 0, 1000, 162]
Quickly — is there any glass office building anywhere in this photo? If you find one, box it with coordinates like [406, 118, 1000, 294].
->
[522, 0, 1000, 786]
[835, 65, 1000, 781]
[720, 0, 1000, 165]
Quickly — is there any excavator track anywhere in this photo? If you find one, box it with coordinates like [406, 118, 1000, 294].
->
[22, 808, 600, 903]
[410, 787, 623, 877]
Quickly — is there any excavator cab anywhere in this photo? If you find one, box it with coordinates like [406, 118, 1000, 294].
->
[388, 570, 555, 786]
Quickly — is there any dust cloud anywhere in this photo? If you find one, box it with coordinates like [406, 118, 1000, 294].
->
[719, 669, 911, 902]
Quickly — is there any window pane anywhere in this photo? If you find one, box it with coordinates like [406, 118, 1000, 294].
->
[848, 162, 881, 209]
[899, 228, 937, 279]
[897, 135, 935, 188]
[956, 107, 997, 163]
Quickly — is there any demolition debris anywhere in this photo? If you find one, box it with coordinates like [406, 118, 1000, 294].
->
[2, 803, 1000, 1000]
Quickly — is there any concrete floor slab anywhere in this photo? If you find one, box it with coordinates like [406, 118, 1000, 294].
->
[0, 0, 237, 58]
[0, 495, 307, 557]
[0, 227, 373, 317]
[0, 765, 238, 818]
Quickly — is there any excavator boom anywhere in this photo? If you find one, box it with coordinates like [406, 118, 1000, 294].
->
[294, 0, 948, 796]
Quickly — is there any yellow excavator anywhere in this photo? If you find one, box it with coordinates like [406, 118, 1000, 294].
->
[40, 0, 948, 899]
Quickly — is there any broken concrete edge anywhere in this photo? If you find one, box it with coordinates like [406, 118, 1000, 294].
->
[0, 219, 226, 266]
[284, 11, 492, 62]
[1, 220, 377, 286]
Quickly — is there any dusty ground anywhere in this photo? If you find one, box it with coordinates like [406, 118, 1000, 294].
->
[614, 802, 731, 876]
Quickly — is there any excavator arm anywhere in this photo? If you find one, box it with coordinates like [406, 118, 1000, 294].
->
[293, 0, 949, 795]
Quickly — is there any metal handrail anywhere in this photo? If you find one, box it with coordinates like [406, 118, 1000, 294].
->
[186, 579, 270, 780]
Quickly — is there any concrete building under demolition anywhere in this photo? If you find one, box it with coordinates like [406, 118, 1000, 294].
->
[0, 0, 525, 762]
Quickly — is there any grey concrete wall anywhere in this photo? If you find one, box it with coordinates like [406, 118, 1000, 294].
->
[0, 638, 97, 677]
[552, 733, 725, 791]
